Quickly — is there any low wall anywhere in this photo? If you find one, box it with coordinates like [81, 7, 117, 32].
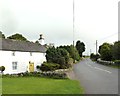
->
[97, 59, 115, 65]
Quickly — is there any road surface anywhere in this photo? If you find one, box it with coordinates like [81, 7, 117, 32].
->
[73, 58, 118, 94]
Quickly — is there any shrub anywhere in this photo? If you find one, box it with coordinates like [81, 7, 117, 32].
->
[59, 45, 80, 61]
[90, 53, 100, 61]
[98, 43, 113, 61]
[46, 47, 71, 69]
[36, 65, 40, 70]
[112, 41, 120, 60]
[41, 72, 68, 79]
[16, 72, 41, 77]
[40, 63, 60, 72]
[2, 71, 68, 79]
[0, 66, 5, 73]
[68, 58, 73, 65]
[114, 60, 120, 65]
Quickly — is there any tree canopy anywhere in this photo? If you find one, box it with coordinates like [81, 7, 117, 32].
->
[75, 40, 85, 57]
[46, 47, 71, 69]
[7, 33, 28, 41]
[59, 45, 80, 61]
[112, 41, 120, 60]
[98, 43, 113, 61]
[98, 41, 120, 61]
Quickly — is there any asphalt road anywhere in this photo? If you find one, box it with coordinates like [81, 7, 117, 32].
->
[73, 58, 118, 94]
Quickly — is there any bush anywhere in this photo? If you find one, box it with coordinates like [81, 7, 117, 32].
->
[114, 60, 120, 65]
[90, 53, 100, 61]
[46, 47, 71, 69]
[40, 63, 60, 72]
[36, 65, 40, 70]
[2, 71, 68, 79]
[68, 58, 73, 65]
[59, 45, 80, 61]
[41, 72, 68, 79]
[98, 43, 113, 61]
[3, 72, 41, 77]
[0, 66, 5, 73]
[112, 41, 120, 60]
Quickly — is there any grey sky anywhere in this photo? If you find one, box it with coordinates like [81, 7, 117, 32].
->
[0, 0, 119, 55]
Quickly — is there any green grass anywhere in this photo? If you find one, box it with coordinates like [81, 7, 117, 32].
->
[106, 65, 120, 69]
[2, 77, 84, 94]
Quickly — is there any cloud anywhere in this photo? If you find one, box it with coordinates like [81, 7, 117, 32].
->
[0, 0, 18, 35]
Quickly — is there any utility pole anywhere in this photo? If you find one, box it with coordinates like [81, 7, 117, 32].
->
[73, 0, 75, 63]
[96, 40, 98, 55]
[73, 0, 75, 47]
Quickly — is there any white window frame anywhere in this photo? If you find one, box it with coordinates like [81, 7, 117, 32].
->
[12, 62, 18, 70]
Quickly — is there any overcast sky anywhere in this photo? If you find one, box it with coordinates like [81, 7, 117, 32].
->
[0, 0, 119, 55]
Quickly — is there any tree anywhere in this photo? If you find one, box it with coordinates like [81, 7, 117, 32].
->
[46, 47, 70, 69]
[0, 31, 5, 38]
[56, 47, 70, 66]
[75, 40, 85, 57]
[46, 46, 56, 63]
[59, 45, 80, 61]
[90, 53, 100, 61]
[7, 33, 28, 41]
[98, 43, 113, 61]
[112, 41, 120, 60]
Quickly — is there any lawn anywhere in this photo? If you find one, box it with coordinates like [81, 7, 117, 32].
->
[2, 77, 84, 94]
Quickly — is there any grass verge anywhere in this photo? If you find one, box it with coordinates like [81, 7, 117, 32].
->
[106, 65, 120, 69]
[2, 77, 84, 94]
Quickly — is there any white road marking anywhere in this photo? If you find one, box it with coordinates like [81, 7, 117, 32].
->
[86, 63, 93, 68]
[87, 64, 92, 67]
[86, 63, 112, 74]
[94, 67, 112, 74]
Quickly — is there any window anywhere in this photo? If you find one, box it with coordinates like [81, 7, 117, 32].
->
[30, 52, 32, 56]
[12, 62, 18, 70]
[12, 51, 15, 56]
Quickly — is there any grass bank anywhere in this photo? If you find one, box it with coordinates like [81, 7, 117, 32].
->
[2, 77, 84, 94]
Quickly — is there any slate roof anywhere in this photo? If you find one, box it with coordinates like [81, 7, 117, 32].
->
[0, 38, 46, 53]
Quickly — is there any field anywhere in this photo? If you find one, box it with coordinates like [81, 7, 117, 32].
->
[2, 77, 84, 94]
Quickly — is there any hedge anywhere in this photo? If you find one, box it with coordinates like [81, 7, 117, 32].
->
[114, 60, 120, 65]
[39, 63, 60, 71]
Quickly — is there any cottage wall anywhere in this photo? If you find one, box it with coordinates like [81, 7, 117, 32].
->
[0, 50, 46, 74]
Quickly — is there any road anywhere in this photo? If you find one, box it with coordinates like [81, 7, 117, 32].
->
[73, 58, 118, 94]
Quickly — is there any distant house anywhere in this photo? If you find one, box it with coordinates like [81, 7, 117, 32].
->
[0, 34, 46, 74]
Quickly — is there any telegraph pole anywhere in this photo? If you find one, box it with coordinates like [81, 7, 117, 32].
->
[96, 40, 98, 55]
[73, 0, 75, 47]
[73, 0, 75, 63]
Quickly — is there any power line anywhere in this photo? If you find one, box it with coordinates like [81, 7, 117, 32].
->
[94, 33, 117, 54]
[98, 32, 118, 41]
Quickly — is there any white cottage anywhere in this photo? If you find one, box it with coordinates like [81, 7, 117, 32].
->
[0, 36, 46, 74]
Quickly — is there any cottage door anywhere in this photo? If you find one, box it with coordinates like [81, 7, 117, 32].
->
[29, 62, 34, 72]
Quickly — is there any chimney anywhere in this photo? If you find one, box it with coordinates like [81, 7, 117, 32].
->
[38, 34, 44, 45]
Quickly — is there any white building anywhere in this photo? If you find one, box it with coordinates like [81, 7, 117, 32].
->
[0, 37, 46, 74]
